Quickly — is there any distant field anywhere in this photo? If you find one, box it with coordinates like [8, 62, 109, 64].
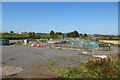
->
[99, 40, 120, 45]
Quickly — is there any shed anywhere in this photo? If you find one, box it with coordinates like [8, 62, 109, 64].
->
[0, 39, 9, 46]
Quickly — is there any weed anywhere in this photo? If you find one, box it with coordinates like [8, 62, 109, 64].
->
[55, 56, 68, 60]
[48, 61, 59, 65]
[56, 55, 120, 78]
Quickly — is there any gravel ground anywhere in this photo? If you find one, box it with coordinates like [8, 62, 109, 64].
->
[2, 45, 91, 67]
[2, 45, 119, 78]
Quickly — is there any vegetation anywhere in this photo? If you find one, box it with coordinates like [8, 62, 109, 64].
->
[50, 30, 55, 36]
[66, 31, 79, 38]
[48, 61, 59, 66]
[94, 35, 120, 41]
[56, 55, 120, 78]
[55, 56, 68, 60]
[0, 30, 88, 40]
[1, 31, 119, 41]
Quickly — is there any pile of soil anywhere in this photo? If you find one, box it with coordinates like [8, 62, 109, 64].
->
[2, 66, 23, 77]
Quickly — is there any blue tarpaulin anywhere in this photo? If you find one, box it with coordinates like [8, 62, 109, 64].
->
[87, 42, 99, 48]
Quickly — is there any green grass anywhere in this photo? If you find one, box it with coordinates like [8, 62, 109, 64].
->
[48, 61, 59, 65]
[55, 56, 68, 60]
[72, 46, 78, 49]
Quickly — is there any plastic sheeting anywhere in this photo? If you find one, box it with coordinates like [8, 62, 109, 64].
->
[87, 42, 99, 52]
[87, 42, 99, 48]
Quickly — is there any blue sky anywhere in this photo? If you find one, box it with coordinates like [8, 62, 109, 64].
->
[2, 2, 118, 35]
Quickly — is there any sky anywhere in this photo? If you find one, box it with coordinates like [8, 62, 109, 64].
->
[2, 0, 120, 2]
[2, 2, 118, 35]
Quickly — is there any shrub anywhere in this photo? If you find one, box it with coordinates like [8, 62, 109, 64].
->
[56, 55, 119, 78]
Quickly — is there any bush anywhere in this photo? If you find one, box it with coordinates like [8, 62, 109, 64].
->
[56, 55, 119, 78]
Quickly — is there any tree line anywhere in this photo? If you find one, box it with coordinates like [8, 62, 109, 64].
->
[0, 30, 88, 40]
[1, 30, 119, 40]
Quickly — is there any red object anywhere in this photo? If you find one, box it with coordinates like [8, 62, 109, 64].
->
[32, 43, 46, 47]
[40, 44, 46, 47]
[33, 44, 37, 47]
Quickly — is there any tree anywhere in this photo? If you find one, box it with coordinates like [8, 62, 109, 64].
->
[50, 30, 55, 38]
[10, 31, 14, 33]
[56, 32, 62, 35]
[66, 31, 79, 38]
[50, 30, 55, 36]
[28, 32, 35, 39]
[55, 32, 63, 39]
[80, 33, 83, 36]
[80, 33, 84, 38]
[73, 31, 79, 37]
[40, 33, 51, 39]
[84, 33, 88, 37]
[67, 32, 72, 38]
[35, 33, 41, 39]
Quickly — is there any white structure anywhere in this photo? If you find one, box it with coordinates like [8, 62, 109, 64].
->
[93, 55, 107, 59]
[24, 39, 27, 43]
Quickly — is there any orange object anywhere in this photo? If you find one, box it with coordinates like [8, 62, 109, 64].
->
[36, 44, 38, 47]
